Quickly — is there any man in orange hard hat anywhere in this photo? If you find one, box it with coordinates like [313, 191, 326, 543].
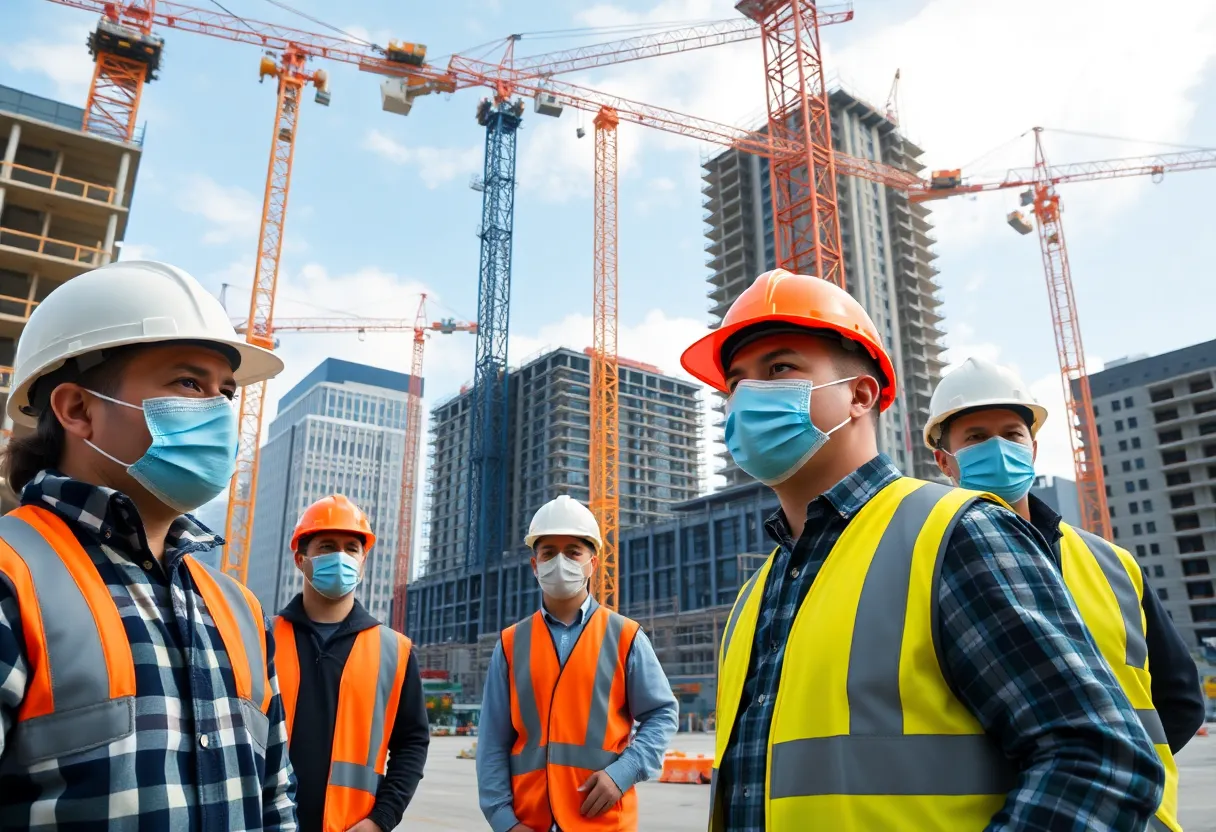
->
[476, 495, 679, 832]
[273, 495, 430, 832]
[687, 269, 1165, 831]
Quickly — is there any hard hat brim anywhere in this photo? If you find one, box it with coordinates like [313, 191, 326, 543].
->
[680, 314, 898, 411]
[6, 336, 284, 428]
[922, 398, 1049, 450]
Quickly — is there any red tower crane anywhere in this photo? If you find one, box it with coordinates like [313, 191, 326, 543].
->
[915, 133, 1216, 537]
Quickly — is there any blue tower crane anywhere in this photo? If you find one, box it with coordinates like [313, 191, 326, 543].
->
[464, 95, 524, 639]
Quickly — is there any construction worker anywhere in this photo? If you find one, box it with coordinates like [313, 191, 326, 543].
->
[0, 261, 296, 829]
[683, 269, 1166, 832]
[274, 494, 430, 832]
[476, 495, 679, 832]
[925, 355, 1205, 832]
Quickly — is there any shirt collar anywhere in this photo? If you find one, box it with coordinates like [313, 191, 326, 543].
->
[765, 453, 903, 545]
[541, 592, 596, 627]
[1026, 493, 1064, 546]
[22, 469, 223, 562]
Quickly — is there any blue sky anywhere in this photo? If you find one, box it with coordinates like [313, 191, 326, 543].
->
[4, 0, 1216, 537]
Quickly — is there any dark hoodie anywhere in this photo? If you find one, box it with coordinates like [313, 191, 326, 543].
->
[278, 594, 430, 832]
[1026, 494, 1206, 753]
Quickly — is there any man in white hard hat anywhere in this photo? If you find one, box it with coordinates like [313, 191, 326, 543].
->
[926, 355, 1204, 832]
[0, 261, 297, 829]
[476, 495, 678, 832]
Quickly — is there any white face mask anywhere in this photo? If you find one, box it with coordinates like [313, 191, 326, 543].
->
[534, 554, 591, 599]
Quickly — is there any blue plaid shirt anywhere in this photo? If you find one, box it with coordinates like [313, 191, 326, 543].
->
[0, 471, 297, 831]
[717, 455, 1165, 832]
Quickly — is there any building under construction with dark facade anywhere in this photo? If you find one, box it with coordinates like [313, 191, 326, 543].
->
[406, 345, 703, 645]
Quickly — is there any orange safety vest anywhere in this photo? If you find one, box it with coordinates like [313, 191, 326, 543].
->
[502, 601, 641, 832]
[0, 505, 272, 770]
[274, 617, 411, 832]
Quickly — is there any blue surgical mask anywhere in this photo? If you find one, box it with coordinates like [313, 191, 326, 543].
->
[307, 552, 364, 600]
[85, 391, 238, 514]
[725, 378, 855, 486]
[951, 437, 1036, 504]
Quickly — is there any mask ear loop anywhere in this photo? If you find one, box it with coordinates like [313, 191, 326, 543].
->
[81, 389, 144, 468]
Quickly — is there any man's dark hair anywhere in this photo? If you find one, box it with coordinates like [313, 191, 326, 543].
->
[1, 349, 136, 497]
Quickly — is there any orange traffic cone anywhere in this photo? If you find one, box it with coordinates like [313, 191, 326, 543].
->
[1197, 725, 1209, 737]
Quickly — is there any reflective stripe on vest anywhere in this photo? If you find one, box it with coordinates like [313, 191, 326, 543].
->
[0, 506, 271, 768]
[711, 478, 1017, 832]
[503, 601, 641, 832]
[1059, 524, 1183, 832]
[275, 618, 411, 832]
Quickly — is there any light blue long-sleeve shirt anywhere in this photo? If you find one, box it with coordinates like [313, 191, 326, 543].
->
[476, 594, 680, 832]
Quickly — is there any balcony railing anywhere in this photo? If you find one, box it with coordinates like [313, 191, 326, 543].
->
[0, 365, 11, 392]
[0, 226, 105, 265]
[5, 162, 118, 205]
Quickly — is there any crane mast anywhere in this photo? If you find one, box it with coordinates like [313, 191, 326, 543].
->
[392, 297, 429, 634]
[737, 0, 845, 286]
[222, 49, 326, 583]
[83, 1, 162, 142]
[591, 107, 620, 612]
[1029, 129, 1111, 539]
[464, 93, 522, 639]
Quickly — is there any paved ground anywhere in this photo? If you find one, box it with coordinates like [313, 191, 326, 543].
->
[400, 730, 1216, 830]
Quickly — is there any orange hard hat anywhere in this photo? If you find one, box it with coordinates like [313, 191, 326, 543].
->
[680, 269, 898, 411]
[290, 494, 377, 552]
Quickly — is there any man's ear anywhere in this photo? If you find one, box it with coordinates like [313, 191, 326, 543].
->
[933, 448, 956, 483]
[49, 383, 96, 441]
[850, 376, 881, 418]
[1031, 438, 1039, 464]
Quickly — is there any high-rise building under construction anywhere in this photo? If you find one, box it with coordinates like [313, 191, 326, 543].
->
[0, 85, 142, 510]
[407, 346, 702, 643]
[703, 88, 946, 485]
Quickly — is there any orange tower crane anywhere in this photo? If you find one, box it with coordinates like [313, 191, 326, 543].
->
[591, 106, 620, 610]
[915, 133, 1216, 537]
[45, 0, 838, 588]
[222, 50, 329, 583]
[234, 305, 476, 633]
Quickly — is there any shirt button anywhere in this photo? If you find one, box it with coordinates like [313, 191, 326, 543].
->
[757, 694, 767, 704]
[142, 560, 154, 570]
[103, 530, 112, 540]
[770, 641, 779, 653]
[790, 567, 800, 578]
[743, 786, 751, 797]
[199, 734, 209, 748]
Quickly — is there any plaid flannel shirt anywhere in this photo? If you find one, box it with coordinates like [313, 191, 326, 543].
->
[0, 470, 297, 831]
[717, 455, 1165, 832]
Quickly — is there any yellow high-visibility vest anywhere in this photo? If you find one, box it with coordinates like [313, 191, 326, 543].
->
[710, 477, 1016, 831]
[1057, 522, 1182, 832]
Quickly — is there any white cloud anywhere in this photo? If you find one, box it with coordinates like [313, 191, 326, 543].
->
[362, 130, 482, 189]
[116, 242, 156, 262]
[178, 175, 262, 244]
[502, 0, 1216, 237]
[3, 24, 95, 103]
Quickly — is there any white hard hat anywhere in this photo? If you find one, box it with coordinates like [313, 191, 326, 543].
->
[924, 356, 1048, 450]
[524, 495, 603, 553]
[8, 260, 284, 427]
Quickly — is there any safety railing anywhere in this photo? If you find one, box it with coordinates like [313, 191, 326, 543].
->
[0, 226, 105, 265]
[4, 162, 118, 205]
[0, 289, 35, 321]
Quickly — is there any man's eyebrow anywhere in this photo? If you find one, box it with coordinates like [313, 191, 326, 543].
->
[171, 362, 236, 386]
[725, 347, 799, 380]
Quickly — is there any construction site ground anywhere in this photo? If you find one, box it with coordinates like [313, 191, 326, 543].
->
[397, 729, 1216, 831]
